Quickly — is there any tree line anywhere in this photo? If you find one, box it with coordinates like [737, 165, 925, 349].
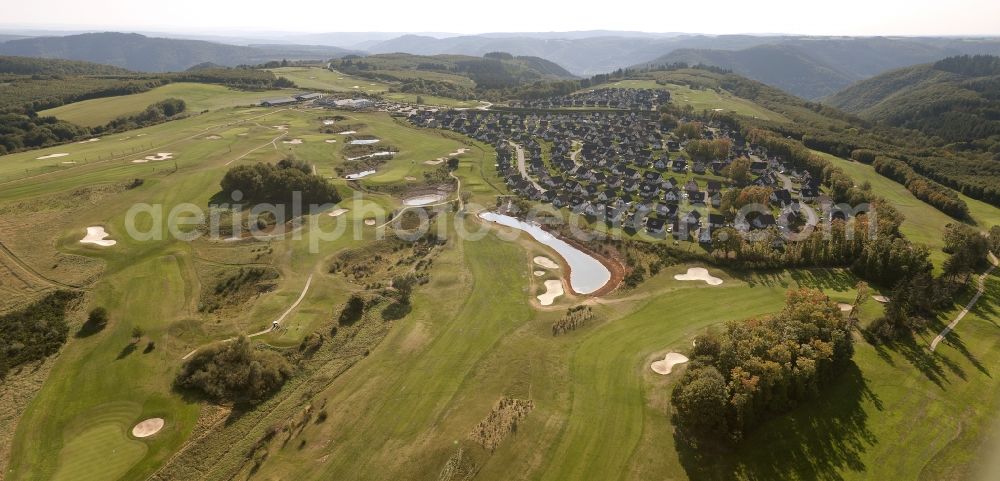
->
[872, 155, 970, 219]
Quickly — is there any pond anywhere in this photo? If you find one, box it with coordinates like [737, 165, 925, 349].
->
[478, 212, 611, 294]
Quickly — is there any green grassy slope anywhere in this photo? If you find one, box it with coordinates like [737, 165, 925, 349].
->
[38, 83, 290, 127]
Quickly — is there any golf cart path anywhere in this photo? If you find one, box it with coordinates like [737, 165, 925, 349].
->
[930, 252, 998, 352]
[181, 273, 314, 360]
[375, 171, 463, 229]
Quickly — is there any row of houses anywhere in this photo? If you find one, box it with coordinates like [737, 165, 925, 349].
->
[410, 103, 829, 244]
[512, 88, 671, 111]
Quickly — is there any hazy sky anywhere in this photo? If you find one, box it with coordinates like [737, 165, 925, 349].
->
[5, 0, 1000, 36]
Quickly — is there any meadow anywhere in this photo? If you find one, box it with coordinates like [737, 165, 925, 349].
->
[38, 83, 290, 127]
[269, 66, 482, 108]
[587, 79, 789, 122]
[0, 85, 998, 481]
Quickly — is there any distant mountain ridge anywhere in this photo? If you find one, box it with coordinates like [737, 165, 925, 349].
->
[0, 32, 359, 72]
[637, 37, 1000, 99]
[365, 34, 784, 76]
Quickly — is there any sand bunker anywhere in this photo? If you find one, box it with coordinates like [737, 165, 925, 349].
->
[328, 208, 349, 217]
[651, 353, 689, 375]
[352, 85, 360, 89]
[364, 218, 376, 226]
[533, 256, 559, 269]
[537, 280, 564, 306]
[205, 135, 222, 140]
[347, 151, 393, 161]
[139, 152, 174, 162]
[131, 418, 164, 438]
[339, 130, 357, 135]
[838, 303, 854, 312]
[345, 170, 376, 179]
[674, 267, 723, 285]
[61, 161, 76, 164]
[533, 270, 545, 277]
[283, 139, 303, 145]
[80, 226, 116, 247]
[36, 153, 70, 160]
[78, 138, 100, 144]
[404, 176, 417, 181]
[325, 139, 338, 143]
[424, 148, 470, 166]
[403, 194, 445, 206]
[349, 139, 380, 145]
[323, 120, 336, 125]
[873, 295, 890, 303]
[273, 125, 288, 130]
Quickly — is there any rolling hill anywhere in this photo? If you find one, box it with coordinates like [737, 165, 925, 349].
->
[825, 55, 1000, 144]
[365, 34, 783, 76]
[638, 37, 1000, 99]
[0, 55, 133, 76]
[331, 52, 577, 91]
[0, 32, 358, 72]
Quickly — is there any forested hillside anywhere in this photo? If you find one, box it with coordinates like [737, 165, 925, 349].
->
[0, 55, 133, 76]
[826, 55, 1000, 145]
[0, 32, 355, 72]
[637, 38, 1000, 100]
[330, 52, 576, 92]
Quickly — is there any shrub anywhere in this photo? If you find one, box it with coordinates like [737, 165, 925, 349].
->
[0, 291, 80, 378]
[338, 295, 365, 325]
[175, 336, 292, 406]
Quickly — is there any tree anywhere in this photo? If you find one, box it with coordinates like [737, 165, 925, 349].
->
[86, 307, 109, 331]
[943, 223, 989, 275]
[725, 157, 752, 186]
[131, 326, 144, 342]
[339, 295, 365, 325]
[673, 122, 703, 140]
[671, 366, 729, 444]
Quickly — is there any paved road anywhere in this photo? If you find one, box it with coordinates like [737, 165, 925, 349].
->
[511, 141, 546, 193]
[930, 252, 998, 352]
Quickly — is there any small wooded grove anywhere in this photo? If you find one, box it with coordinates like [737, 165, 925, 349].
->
[0, 290, 80, 378]
[219, 158, 341, 207]
[174, 336, 292, 406]
[671, 289, 853, 446]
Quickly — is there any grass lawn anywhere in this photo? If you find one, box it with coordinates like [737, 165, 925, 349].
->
[665, 84, 790, 122]
[269, 67, 391, 94]
[813, 149, 1000, 269]
[39, 83, 291, 127]
[585, 80, 789, 122]
[3, 98, 1000, 481]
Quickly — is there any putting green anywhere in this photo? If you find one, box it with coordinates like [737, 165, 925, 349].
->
[51, 422, 147, 481]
